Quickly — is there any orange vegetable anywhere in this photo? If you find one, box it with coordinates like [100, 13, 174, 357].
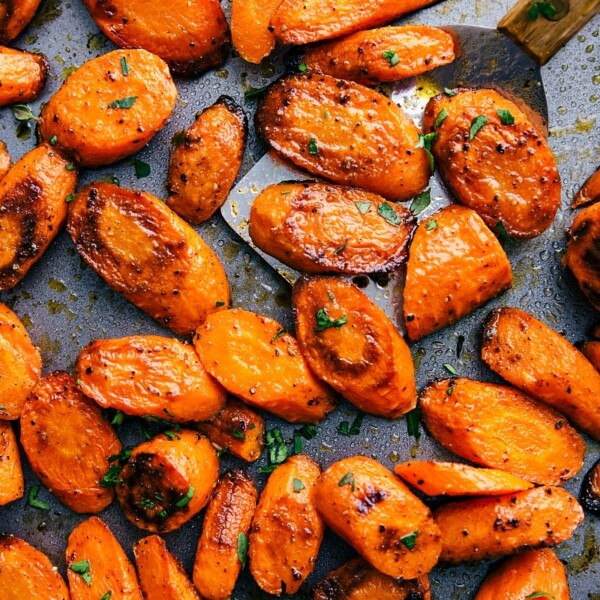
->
[302, 25, 456, 85]
[572, 164, 600, 208]
[403, 205, 512, 341]
[81, 0, 230, 76]
[423, 88, 560, 239]
[0, 0, 42, 44]
[0, 141, 9, 180]
[194, 308, 337, 423]
[194, 470, 258, 600]
[395, 461, 534, 496]
[20, 372, 122, 513]
[231, 0, 283, 64]
[434, 486, 583, 565]
[249, 182, 415, 274]
[0, 46, 48, 106]
[581, 458, 600, 516]
[67, 182, 230, 335]
[134, 535, 200, 600]
[39, 49, 177, 167]
[0, 535, 69, 599]
[474, 548, 570, 600]
[293, 276, 416, 418]
[66, 516, 142, 600]
[76, 335, 226, 423]
[566, 201, 600, 311]
[420, 378, 584, 486]
[256, 73, 430, 201]
[0, 143, 76, 291]
[271, 0, 439, 45]
[0, 421, 23, 506]
[314, 456, 441, 579]
[0, 302, 41, 419]
[249, 454, 324, 595]
[482, 306, 600, 440]
[314, 558, 431, 600]
[116, 430, 219, 533]
[582, 340, 600, 372]
[167, 96, 247, 224]
[196, 398, 265, 462]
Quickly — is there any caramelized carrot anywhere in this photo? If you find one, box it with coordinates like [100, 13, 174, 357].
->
[0, 46, 48, 106]
[572, 165, 600, 208]
[0, 141, 9, 180]
[0, 0, 42, 44]
[0, 421, 23, 506]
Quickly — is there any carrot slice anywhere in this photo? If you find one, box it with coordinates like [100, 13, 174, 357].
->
[0, 421, 23, 506]
[395, 461, 533, 496]
[571, 165, 600, 208]
[231, 0, 283, 63]
[582, 340, 600, 372]
[0, 46, 48, 107]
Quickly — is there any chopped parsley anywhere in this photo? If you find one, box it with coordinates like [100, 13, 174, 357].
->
[111, 410, 124, 426]
[69, 560, 92, 586]
[100, 446, 133, 488]
[270, 328, 287, 343]
[409, 189, 431, 216]
[100, 592, 113, 600]
[175, 486, 195, 508]
[496, 108, 515, 125]
[138, 498, 156, 510]
[528, 1, 557, 19]
[172, 130, 185, 146]
[314, 308, 348, 332]
[433, 108, 448, 130]
[297, 424, 317, 440]
[215, 301, 225, 307]
[382, 49, 400, 66]
[416, 132, 438, 171]
[293, 478, 305, 493]
[237, 532, 249, 567]
[107, 96, 137, 109]
[259, 427, 288, 473]
[309, 135, 319, 155]
[495, 221, 514, 245]
[133, 159, 150, 179]
[244, 85, 269, 99]
[27, 485, 50, 510]
[425, 219, 438, 231]
[49, 134, 58, 146]
[525, 593, 555, 600]
[378, 202, 402, 226]
[338, 412, 364, 437]
[443, 363, 459, 376]
[400, 530, 418, 550]
[338, 472, 356, 491]
[66, 193, 76, 203]
[355, 201, 371, 214]
[406, 408, 421, 440]
[469, 115, 488, 140]
[120, 56, 130, 76]
[231, 427, 246, 441]
[444, 87, 457, 97]
[334, 239, 348, 255]
[298, 62, 308, 72]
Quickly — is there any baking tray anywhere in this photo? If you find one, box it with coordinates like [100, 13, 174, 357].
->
[0, 1, 598, 598]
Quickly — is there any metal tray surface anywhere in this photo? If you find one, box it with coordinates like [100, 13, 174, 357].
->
[0, 1, 598, 598]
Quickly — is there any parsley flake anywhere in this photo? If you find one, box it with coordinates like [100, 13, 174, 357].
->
[298, 62, 308, 72]
[108, 96, 137, 109]
[410, 189, 431, 216]
[434, 108, 448, 130]
[314, 308, 348, 332]
[525, 593, 555, 600]
[469, 115, 488, 140]
[339, 412, 364, 437]
[100, 592, 113, 600]
[271, 328, 287, 343]
[309, 135, 319, 155]
[66, 193, 76, 203]
[406, 408, 421, 440]
[378, 202, 402, 226]
[382, 49, 400, 66]
[231, 427, 246, 441]
[338, 472, 356, 491]
[49, 134, 58, 146]
[70, 560, 92, 586]
[120, 56, 130, 76]
[355, 201, 371, 214]
[497, 108, 515, 125]
[400, 530, 419, 550]
[444, 87, 457, 97]
[175, 486, 195, 508]
[133, 159, 150, 179]
[528, 1, 558, 19]
[27, 486, 50, 510]
[425, 219, 438, 231]
[293, 478, 305, 493]
[443, 363, 459, 376]
[237, 532, 249, 567]
[244, 85, 269, 99]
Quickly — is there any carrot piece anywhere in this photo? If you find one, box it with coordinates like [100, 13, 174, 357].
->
[0, 302, 41, 420]
[571, 165, 600, 208]
[134, 535, 200, 600]
[0, 421, 23, 506]
[0, 46, 48, 106]
[249, 454, 324, 595]
[420, 378, 584, 486]
[582, 340, 600, 372]
[314, 456, 441, 579]
[482, 306, 600, 440]
[434, 486, 584, 565]
[293, 276, 416, 418]
[194, 470, 258, 600]
[302, 25, 455, 85]
[0, 535, 69, 599]
[474, 548, 570, 600]
[566, 201, 600, 311]
[20, 372, 122, 513]
[394, 461, 533, 496]
[580, 458, 600, 516]
[403, 205, 512, 341]
[231, 0, 283, 64]
[66, 517, 142, 600]
[194, 308, 338, 424]
[0, 0, 42, 44]
[271, 0, 439, 45]
[76, 335, 226, 423]
[0, 141, 9, 180]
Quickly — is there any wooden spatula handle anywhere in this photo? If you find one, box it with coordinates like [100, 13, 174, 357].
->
[498, 0, 599, 65]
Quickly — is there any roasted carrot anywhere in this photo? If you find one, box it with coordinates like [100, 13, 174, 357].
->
[482, 306, 600, 440]
[194, 308, 338, 423]
[0, 421, 23, 506]
[314, 456, 441, 579]
[256, 73, 430, 201]
[434, 486, 584, 565]
[0, 0, 42, 44]
[249, 454, 324, 595]
[572, 165, 600, 208]
[271, 0, 439, 45]
[420, 378, 585, 486]
[76, 335, 226, 423]
[314, 558, 431, 600]
[0, 535, 70, 599]
[423, 88, 560, 239]
[395, 461, 533, 497]
[0, 302, 41, 419]
[302, 25, 455, 85]
[194, 470, 258, 600]
[67, 182, 230, 335]
[566, 201, 600, 310]
[0, 141, 9, 180]
[0, 46, 48, 106]
[580, 458, 600, 516]
[582, 340, 600, 372]
[231, 0, 283, 63]
[249, 182, 416, 274]
[0, 143, 76, 291]
[20, 372, 122, 513]
[134, 535, 200, 600]
[116, 430, 219, 533]
[403, 205, 512, 340]
[39, 49, 177, 167]
[474, 549, 570, 600]
[195, 398, 265, 462]
[81, 0, 230, 76]
[293, 276, 417, 418]
[167, 96, 247, 224]
[66, 517, 142, 600]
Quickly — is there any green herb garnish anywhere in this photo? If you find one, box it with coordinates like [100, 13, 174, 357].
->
[444, 87, 457, 97]
[309, 135, 319, 155]
[27, 486, 50, 510]
[133, 159, 150, 179]
[528, 1, 557, 19]
[271, 328, 287, 343]
[338, 472, 356, 491]
[433, 108, 448, 129]
[298, 62, 308, 72]
[120, 56, 129, 76]
[425, 219, 438, 231]
[237, 532, 249, 567]
[70, 560, 92, 586]
[355, 201, 371, 214]
[314, 308, 348, 332]
[406, 408, 421, 440]
[410, 189, 431, 216]
[107, 96, 137, 109]
[525, 593, 556, 600]
[400, 530, 419, 550]
[244, 85, 269, 99]
[11, 104, 39, 122]
[231, 428, 245, 441]
[49, 135, 58, 146]
[469, 115, 488, 140]
[382, 49, 400, 66]
[293, 478, 305, 493]
[378, 202, 402, 226]
[496, 108, 515, 125]
[175, 486, 195, 508]
[443, 363, 459, 376]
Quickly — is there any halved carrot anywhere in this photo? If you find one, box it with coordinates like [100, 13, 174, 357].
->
[231, 0, 283, 64]
[572, 165, 600, 208]
[0, 421, 23, 506]
[302, 25, 456, 85]
[394, 461, 533, 496]
[0, 46, 48, 106]
[434, 486, 583, 565]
